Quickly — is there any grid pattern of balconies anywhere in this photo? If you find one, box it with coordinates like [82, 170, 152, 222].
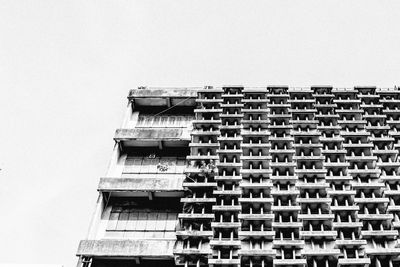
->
[78, 86, 400, 267]
[174, 86, 400, 267]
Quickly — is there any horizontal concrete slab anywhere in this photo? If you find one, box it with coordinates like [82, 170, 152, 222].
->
[98, 176, 185, 192]
[77, 239, 175, 258]
[115, 128, 191, 141]
[129, 87, 198, 99]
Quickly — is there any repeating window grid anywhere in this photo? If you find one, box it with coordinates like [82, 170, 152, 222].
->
[136, 115, 194, 128]
[123, 156, 186, 174]
[107, 209, 178, 233]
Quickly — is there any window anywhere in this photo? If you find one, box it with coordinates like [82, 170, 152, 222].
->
[136, 114, 194, 128]
[123, 156, 186, 174]
[106, 204, 178, 239]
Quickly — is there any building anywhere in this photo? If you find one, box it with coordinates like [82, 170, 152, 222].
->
[76, 86, 400, 267]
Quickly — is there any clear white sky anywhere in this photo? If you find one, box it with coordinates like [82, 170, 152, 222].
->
[0, 0, 399, 266]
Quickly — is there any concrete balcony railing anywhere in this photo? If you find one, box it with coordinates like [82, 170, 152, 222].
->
[98, 176, 185, 196]
[128, 87, 198, 107]
[77, 239, 175, 258]
[115, 128, 192, 147]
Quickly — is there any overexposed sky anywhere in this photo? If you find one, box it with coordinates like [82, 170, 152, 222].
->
[0, 0, 399, 266]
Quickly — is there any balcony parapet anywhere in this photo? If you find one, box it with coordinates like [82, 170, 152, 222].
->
[351, 182, 385, 189]
[361, 103, 383, 109]
[321, 149, 347, 154]
[77, 239, 175, 258]
[361, 230, 398, 239]
[208, 259, 241, 265]
[176, 230, 213, 238]
[320, 136, 345, 142]
[354, 198, 389, 205]
[241, 130, 270, 136]
[365, 248, 400, 256]
[272, 220, 302, 227]
[337, 258, 371, 266]
[295, 182, 329, 189]
[273, 258, 307, 266]
[173, 248, 212, 255]
[220, 103, 245, 108]
[180, 197, 216, 203]
[297, 214, 334, 221]
[271, 206, 301, 212]
[300, 231, 337, 239]
[194, 108, 223, 113]
[178, 214, 215, 220]
[346, 156, 377, 162]
[270, 189, 299, 196]
[211, 222, 241, 228]
[332, 222, 363, 228]
[238, 214, 275, 221]
[115, 128, 191, 142]
[191, 130, 220, 136]
[195, 98, 224, 104]
[289, 108, 318, 114]
[365, 125, 390, 131]
[380, 175, 400, 182]
[335, 239, 367, 247]
[357, 213, 393, 220]
[129, 87, 198, 107]
[314, 103, 337, 108]
[98, 176, 185, 192]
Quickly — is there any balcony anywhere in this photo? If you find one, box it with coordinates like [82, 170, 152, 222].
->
[117, 112, 194, 147]
[78, 197, 180, 263]
[100, 153, 187, 196]
[128, 87, 198, 107]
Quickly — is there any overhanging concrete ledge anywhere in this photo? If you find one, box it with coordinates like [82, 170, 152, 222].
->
[98, 176, 185, 192]
[77, 239, 175, 258]
[115, 128, 191, 141]
[129, 87, 199, 99]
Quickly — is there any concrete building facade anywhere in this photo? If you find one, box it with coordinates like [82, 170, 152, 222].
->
[77, 86, 400, 267]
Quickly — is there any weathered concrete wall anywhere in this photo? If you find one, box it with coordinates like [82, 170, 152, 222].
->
[98, 176, 185, 192]
[128, 88, 198, 99]
[77, 239, 175, 257]
[115, 128, 190, 141]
